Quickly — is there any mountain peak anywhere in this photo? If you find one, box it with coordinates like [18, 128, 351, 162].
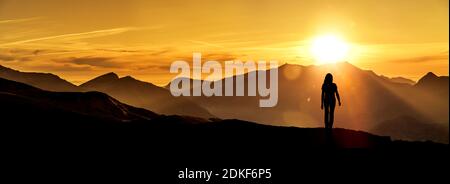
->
[0, 64, 78, 91]
[121, 75, 135, 80]
[336, 61, 357, 68]
[100, 72, 119, 79]
[80, 72, 119, 88]
[278, 63, 305, 70]
[416, 72, 449, 91]
[423, 72, 438, 78]
[0, 64, 17, 72]
[417, 72, 438, 84]
[118, 75, 159, 88]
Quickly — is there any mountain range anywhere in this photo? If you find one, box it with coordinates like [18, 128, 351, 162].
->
[0, 65, 214, 119]
[165, 62, 448, 143]
[79, 72, 215, 118]
[0, 76, 444, 149]
[0, 63, 448, 143]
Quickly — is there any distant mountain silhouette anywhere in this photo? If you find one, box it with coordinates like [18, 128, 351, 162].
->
[80, 72, 215, 119]
[373, 115, 448, 143]
[415, 72, 449, 96]
[1, 63, 448, 143]
[0, 65, 214, 119]
[0, 77, 157, 122]
[0, 77, 443, 149]
[168, 62, 448, 143]
[391, 77, 416, 85]
[0, 65, 78, 91]
[380, 75, 416, 85]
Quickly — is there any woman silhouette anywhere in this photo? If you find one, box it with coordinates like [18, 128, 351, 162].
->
[321, 73, 341, 131]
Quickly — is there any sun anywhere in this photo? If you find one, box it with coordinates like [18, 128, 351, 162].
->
[310, 35, 349, 64]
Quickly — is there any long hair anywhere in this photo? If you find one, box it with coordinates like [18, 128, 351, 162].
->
[323, 73, 333, 85]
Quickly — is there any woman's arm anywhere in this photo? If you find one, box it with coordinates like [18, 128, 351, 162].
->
[336, 86, 341, 106]
[321, 89, 324, 109]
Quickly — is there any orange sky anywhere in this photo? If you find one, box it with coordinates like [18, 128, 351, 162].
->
[0, 0, 448, 85]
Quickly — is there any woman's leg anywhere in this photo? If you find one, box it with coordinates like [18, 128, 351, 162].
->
[324, 104, 330, 129]
[329, 102, 336, 128]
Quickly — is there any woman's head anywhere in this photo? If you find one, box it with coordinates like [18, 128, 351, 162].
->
[324, 73, 333, 84]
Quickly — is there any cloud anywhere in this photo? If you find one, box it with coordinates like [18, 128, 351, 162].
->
[0, 17, 42, 24]
[148, 49, 172, 56]
[203, 53, 240, 61]
[188, 40, 224, 48]
[27, 63, 93, 72]
[389, 51, 449, 63]
[176, 53, 241, 62]
[0, 48, 69, 62]
[57, 56, 123, 68]
[96, 48, 172, 56]
[134, 65, 171, 71]
[96, 49, 142, 53]
[0, 27, 139, 47]
[0, 54, 15, 61]
[0, 49, 36, 61]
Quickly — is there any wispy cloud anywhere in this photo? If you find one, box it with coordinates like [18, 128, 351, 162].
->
[96, 48, 172, 56]
[0, 54, 16, 61]
[187, 40, 224, 48]
[25, 63, 94, 72]
[56, 56, 124, 68]
[0, 17, 42, 24]
[0, 27, 139, 47]
[388, 51, 449, 63]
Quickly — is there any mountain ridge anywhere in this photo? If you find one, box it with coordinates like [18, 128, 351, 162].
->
[0, 64, 215, 119]
[79, 71, 216, 119]
[0, 63, 448, 143]
[0, 76, 444, 149]
[166, 62, 449, 143]
[0, 64, 78, 91]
